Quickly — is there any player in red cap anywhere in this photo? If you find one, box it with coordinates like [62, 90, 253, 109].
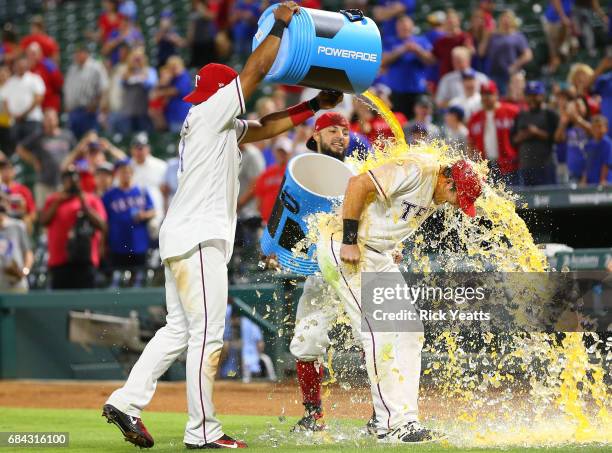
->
[288, 111, 353, 432]
[316, 153, 481, 443]
[103, 2, 343, 449]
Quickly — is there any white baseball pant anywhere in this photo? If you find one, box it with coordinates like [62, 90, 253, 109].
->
[106, 240, 228, 446]
[289, 275, 342, 361]
[317, 232, 424, 434]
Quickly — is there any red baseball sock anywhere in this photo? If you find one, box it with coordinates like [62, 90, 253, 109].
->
[296, 360, 323, 407]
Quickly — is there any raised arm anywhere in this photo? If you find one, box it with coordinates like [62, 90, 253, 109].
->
[240, 91, 343, 144]
[339, 173, 377, 265]
[239, 2, 299, 101]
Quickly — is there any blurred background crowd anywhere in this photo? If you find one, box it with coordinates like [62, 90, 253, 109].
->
[1, 0, 612, 295]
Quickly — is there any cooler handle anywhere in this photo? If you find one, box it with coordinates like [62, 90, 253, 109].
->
[339, 9, 364, 22]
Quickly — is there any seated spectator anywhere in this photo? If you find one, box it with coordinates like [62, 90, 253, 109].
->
[160, 157, 179, 213]
[511, 81, 559, 186]
[26, 43, 63, 114]
[572, 0, 607, 58]
[0, 192, 33, 293]
[442, 105, 468, 148]
[592, 56, 612, 138]
[468, 81, 520, 185]
[254, 137, 292, 224]
[373, 0, 417, 46]
[97, 0, 124, 44]
[95, 162, 115, 197]
[568, 63, 599, 117]
[187, 0, 218, 69]
[381, 15, 435, 120]
[19, 15, 59, 61]
[102, 12, 144, 67]
[0, 158, 36, 232]
[542, 0, 576, 73]
[64, 45, 109, 139]
[154, 56, 191, 133]
[62, 131, 126, 193]
[130, 133, 167, 236]
[155, 10, 185, 68]
[17, 109, 76, 208]
[449, 69, 482, 122]
[582, 115, 611, 185]
[0, 64, 13, 155]
[479, 10, 532, 96]
[433, 9, 474, 78]
[229, 0, 260, 58]
[40, 166, 107, 289]
[403, 96, 441, 141]
[351, 84, 408, 144]
[2, 55, 45, 146]
[503, 71, 528, 111]
[103, 159, 154, 271]
[119, 47, 157, 135]
[435, 46, 488, 108]
[554, 90, 591, 183]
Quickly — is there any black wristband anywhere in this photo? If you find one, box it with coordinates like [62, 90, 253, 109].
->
[342, 219, 359, 245]
[269, 19, 287, 39]
[307, 97, 320, 112]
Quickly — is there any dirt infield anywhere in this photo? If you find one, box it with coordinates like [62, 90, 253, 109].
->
[0, 380, 377, 419]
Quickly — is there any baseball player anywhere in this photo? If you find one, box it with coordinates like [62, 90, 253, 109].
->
[317, 153, 482, 443]
[102, 2, 343, 449]
[289, 112, 354, 432]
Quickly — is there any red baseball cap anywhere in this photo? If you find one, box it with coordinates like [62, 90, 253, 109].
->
[480, 80, 498, 95]
[306, 112, 350, 151]
[450, 160, 482, 217]
[183, 63, 238, 104]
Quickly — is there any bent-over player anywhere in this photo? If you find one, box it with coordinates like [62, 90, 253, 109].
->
[102, 2, 343, 449]
[318, 153, 482, 443]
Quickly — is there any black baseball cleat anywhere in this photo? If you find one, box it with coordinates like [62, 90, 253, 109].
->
[102, 404, 154, 448]
[291, 402, 326, 432]
[377, 421, 446, 444]
[365, 411, 377, 436]
[185, 434, 247, 449]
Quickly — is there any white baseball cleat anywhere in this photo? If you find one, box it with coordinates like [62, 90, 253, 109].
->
[377, 421, 446, 444]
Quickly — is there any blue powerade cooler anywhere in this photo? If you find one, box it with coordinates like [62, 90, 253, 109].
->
[260, 153, 354, 275]
[252, 6, 382, 93]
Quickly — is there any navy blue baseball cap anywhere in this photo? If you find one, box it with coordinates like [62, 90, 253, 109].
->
[114, 158, 132, 170]
[461, 68, 476, 79]
[525, 81, 546, 95]
[447, 105, 465, 122]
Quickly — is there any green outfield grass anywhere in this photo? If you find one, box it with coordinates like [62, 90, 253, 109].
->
[0, 407, 610, 453]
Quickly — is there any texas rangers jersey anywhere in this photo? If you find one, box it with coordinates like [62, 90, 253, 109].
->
[362, 153, 439, 253]
[159, 76, 248, 262]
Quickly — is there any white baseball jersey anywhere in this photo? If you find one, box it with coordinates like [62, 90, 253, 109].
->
[159, 76, 248, 262]
[362, 153, 439, 253]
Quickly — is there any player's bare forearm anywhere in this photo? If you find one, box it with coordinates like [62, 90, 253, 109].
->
[240, 2, 299, 100]
[241, 113, 294, 144]
[342, 174, 376, 222]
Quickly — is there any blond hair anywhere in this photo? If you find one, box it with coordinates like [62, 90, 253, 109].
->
[567, 63, 594, 85]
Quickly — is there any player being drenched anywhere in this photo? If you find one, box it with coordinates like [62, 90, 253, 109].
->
[101, 1, 343, 449]
[318, 153, 482, 443]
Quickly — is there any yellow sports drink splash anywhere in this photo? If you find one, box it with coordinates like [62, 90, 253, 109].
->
[305, 91, 611, 447]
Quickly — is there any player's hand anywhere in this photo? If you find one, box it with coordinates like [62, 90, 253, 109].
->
[274, 1, 300, 26]
[316, 90, 344, 109]
[340, 244, 361, 265]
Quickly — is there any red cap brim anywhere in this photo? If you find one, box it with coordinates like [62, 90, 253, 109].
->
[183, 89, 214, 104]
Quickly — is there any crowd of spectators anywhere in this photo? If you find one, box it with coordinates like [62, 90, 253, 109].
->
[1, 0, 612, 293]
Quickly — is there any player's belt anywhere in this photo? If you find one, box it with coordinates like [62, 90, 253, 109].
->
[363, 244, 383, 255]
